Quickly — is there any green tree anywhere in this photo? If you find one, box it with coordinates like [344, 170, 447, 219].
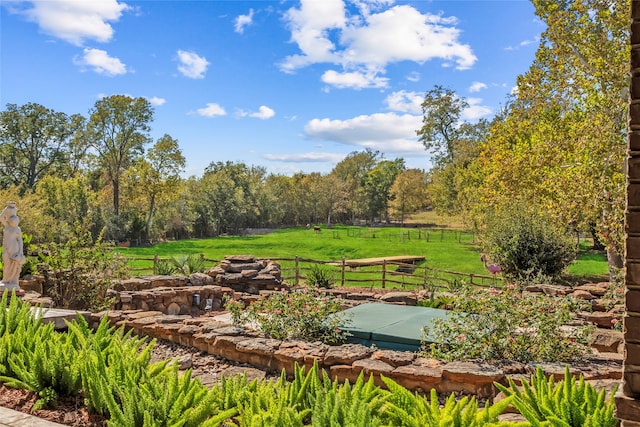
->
[123, 135, 185, 240]
[476, 0, 629, 272]
[86, 95, 153, 218]
[416, 86, 469, 164]
[389, 169, 429, 226]
[331, 149, 379, 223]
[362, 158, 405, 224]
[0, 103, 84, 192]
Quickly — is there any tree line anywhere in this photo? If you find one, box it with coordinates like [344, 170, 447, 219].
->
[0, 96, 429, 244]
[0, 0, 627, 274]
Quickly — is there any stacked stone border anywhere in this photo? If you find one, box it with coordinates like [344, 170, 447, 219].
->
[89, 308, 622, 400]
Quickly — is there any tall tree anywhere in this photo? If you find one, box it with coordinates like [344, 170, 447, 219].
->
[362, 158, 405, 224]
[86, 95, 153, 217]
[123, 134, 185, 239]
[331, 149, 380, 223]
[389, 168, 429, 226]
[476, 0, 629, 270]
[416, 86, 469, 165]
[0, 103, 83, 192]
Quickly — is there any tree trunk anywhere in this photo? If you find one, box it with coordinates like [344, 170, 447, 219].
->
[112, 178, 120, 216]
[146, 193, 156, 240]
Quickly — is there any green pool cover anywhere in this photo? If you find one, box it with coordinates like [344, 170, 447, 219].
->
[338, 303, 450, 351]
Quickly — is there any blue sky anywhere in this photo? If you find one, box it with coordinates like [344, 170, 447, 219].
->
[1, 0, 541, 177]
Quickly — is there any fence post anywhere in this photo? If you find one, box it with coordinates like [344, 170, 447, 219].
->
[382, 259, 387, 289]
[153, 254, 158, 273]
[295, 256, 300, 286]
[341, 256, 346, 287]
[423, 265, 428, 289]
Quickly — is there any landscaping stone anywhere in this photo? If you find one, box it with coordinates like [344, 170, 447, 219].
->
[579, 311, 617, 328]
[574, 284, 608, 296]
[371, 349, 416, 367]
[591, 329, 624, 353]
[90, 280, 625, 401]
[323, 343, 372, 365]
[572, 289, 596, 300]
[441, 361, 505, 397]
[379, 291, 417, 305]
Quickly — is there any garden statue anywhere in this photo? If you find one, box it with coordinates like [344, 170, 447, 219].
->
[0, 201, 25, 295]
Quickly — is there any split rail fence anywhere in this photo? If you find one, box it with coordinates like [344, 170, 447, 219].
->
[125, 254, 503, 291]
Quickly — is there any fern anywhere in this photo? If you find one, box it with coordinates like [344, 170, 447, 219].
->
[495, 366, 619, 427]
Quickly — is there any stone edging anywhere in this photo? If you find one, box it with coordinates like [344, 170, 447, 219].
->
[91, 309, 622, 399]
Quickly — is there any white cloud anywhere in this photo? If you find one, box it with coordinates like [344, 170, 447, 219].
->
[73, 48, 126, 76]
[321, 69, 388, 89]
[505, 36, 539, 51]
[304, 112, 424, 155]
[235, 9, 254, 34]
[384, 90, 423, 114]
[195, 103, 226, 117]
[469, 81, 487, 93]
[147, 96, 166, 106]
[176, 50, 209, 79]
[281, 1, 476, 89]
[237, 105, 276, 119]
[7, 0, 130, 46]
[263, 152, 344, 163]
[462, 98, 492, 121]
[406, 71, 420, 82]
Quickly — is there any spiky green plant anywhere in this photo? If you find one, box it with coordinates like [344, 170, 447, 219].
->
[495, 366, 618, 427]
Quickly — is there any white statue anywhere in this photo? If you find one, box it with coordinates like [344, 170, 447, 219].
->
[0, 201, 25, 295]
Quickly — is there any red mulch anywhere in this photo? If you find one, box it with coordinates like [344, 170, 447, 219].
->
[0, 385, 107, 426]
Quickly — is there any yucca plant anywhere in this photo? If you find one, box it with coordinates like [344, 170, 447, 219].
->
[170, 254, 207, 276]
[495, 366, 618, 427]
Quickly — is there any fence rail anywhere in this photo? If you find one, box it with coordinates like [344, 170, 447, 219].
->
[125, 254, 503, 291]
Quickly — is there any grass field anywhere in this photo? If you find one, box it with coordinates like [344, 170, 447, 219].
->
[116, 225, 609, 285]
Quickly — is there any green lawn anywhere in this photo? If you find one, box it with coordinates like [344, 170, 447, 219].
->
[116, 225, 609, 284]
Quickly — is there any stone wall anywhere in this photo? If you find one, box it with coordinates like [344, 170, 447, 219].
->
[619, 3, 640, 425]
[92, 309, 622, 400]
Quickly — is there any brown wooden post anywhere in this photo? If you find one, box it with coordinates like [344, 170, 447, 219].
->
[616, 3, 640, 424]
[382, 259, 387, 289]
[341, 256, 346, 287]
[295, 256, 300, 286]
[153, 254, 158, 273]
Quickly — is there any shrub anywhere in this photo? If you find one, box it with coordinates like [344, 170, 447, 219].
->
[481, 204, 576, 284]
[422, 286, 593, 363]
[170, 253, 206, 275]
[38, 227, 128, 311]
[306, 264, 335, 288]
[153, 259, 176, 275]
[226, 287, 350, 344]
[495, 365, 618, 426]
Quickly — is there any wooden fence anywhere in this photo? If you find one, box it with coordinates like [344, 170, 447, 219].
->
[125, 254, 503, 291]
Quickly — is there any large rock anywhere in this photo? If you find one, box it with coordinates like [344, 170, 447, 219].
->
[189, 272, 215, 286]
[379, 291, 417, 305]
[372, 349, 416, 367]
[324, 343, 372, 365]
[591, 329, 624, 353]
[441, 361, 504, 397]
[390, 358, 443, 393]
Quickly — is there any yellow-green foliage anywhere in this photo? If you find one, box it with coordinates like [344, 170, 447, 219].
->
[495, 366, 618, 427]
[0, 293, 622, 426]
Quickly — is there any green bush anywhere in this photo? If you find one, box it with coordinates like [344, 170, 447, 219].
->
[422, 286, 593, 363]
[38, 227, 128, 311]
[306, 264, 335, 288]
[481, 204, 576, 284]
[169, 253, 206, 275]
[226, 287, 350, 344]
